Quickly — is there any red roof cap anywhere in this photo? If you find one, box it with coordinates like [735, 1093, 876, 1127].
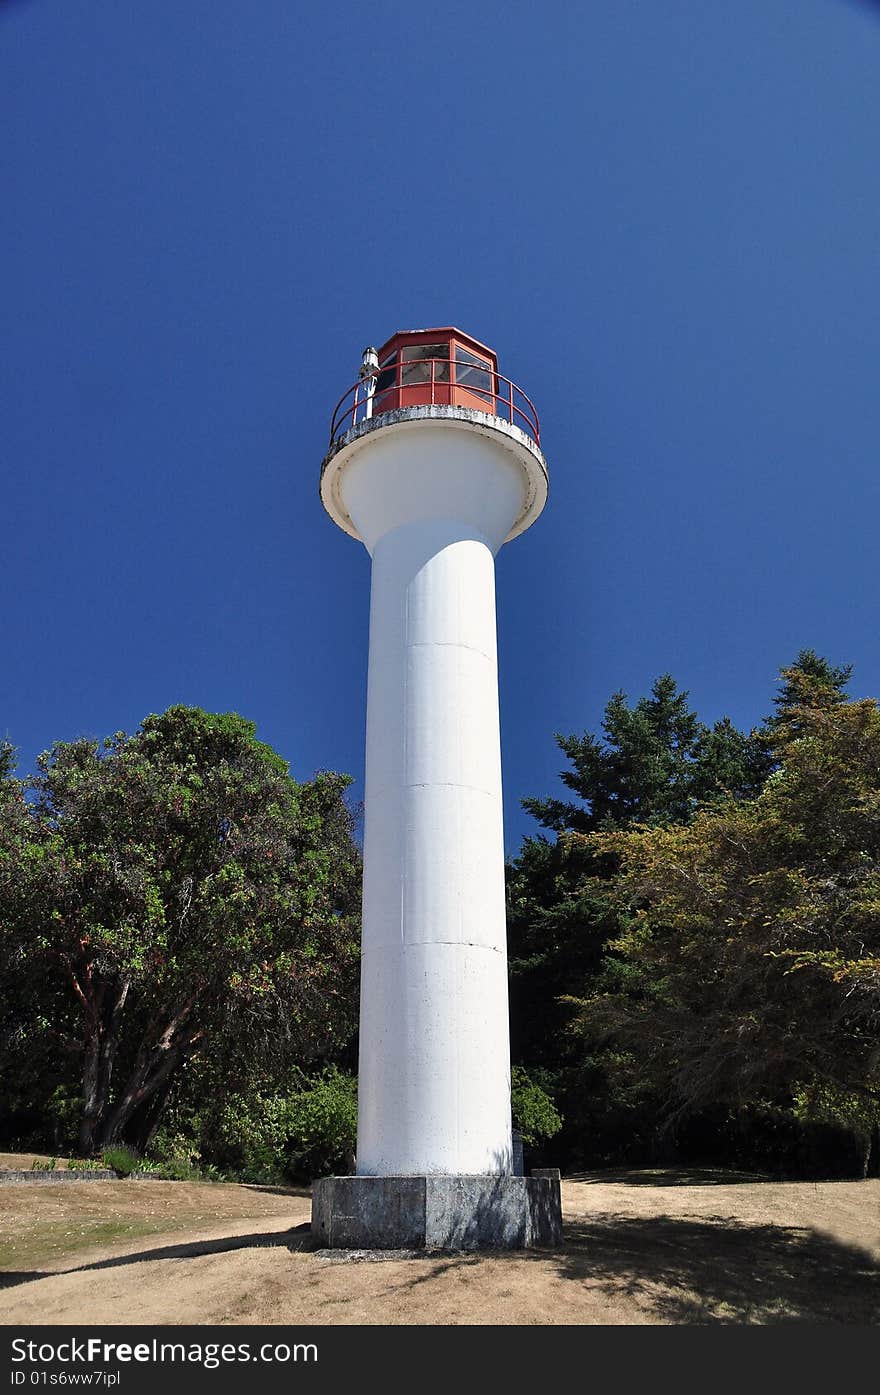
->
[377, 327, 497, 365]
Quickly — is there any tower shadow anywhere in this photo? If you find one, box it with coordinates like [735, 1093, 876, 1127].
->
[390, 1212, 880, 1323]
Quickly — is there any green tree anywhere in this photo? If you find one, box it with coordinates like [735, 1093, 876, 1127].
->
[508, 679, 763, 1075]
[0, 746, 79, 1147]
[506, 656, 852, 1169]
[569, 693, 880, 1162]
[522, 675, 766, 835]
[759, 648, 852, 747]
[283, 1068, 358, 1178]
[1, 706, 361, 1154]
[0, 739, 15, 783]
[510, 1067, 563, 1147]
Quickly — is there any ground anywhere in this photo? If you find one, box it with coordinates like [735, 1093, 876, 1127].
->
[1, 1166, 878, 1325]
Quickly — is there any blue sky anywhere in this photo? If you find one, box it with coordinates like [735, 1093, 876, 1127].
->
[3, 0, 880, 853]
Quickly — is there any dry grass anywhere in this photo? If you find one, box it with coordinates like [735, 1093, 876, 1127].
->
[0, 1154, 77, 1171]
[1, 1168, 878, 1325]
[0, 1178, 308, 1273]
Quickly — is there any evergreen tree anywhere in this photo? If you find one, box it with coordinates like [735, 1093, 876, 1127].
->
[508, 675, 767, 1164]
[569, 691, 880, 1173]
[522, 676, 765, 835]
[508, 657, 846, 1168]
[761, 648, 852, 745]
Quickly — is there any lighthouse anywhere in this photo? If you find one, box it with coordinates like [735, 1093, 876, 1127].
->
[312, 329, 561, 1249]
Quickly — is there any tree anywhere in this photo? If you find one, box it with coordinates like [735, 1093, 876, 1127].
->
[0, 740, 15, 783]
[510, 1067, 563, 1148]
[508, 677, 765, 1066]
[1, 706, 361, 1154]
[507, 677, 767, 1165]
[764, 648, 852, 742]
[568, 694, 880, 1161]
[0, 746, 80, 1147]
[522, 675, 766, 836]
[506, 655, 865, 1169]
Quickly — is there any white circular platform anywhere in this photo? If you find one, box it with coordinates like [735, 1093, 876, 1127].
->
[320, 405, 549, 546]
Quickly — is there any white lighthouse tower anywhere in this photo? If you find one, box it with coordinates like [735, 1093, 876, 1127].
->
[312, 329, 560, 1249]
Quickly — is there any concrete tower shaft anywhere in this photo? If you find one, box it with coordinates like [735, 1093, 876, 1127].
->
[322, 409, 547, 1177]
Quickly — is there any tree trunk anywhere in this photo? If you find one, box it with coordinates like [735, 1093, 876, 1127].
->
[97, 1043, 185, 1148]
[95, 1003, 201, 1149]
[76, 976, 130, 1155]
[127, 1079, 174, 1156]
[78, 1023, 102, 1155]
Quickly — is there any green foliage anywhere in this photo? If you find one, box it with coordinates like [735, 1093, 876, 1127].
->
[507, 832, 617, 1073]
[209, 1091, 296, 1183]
[101, 1145, 141, 1177]
[571, 694, 880, 1134]
[510, 1068, 563, 1146]
[148, 1127, 202, 1168]
[522, 675, 767, 835]
[508, 674, 770, 1167]
[0, 763, 79, 1153]
[30, 1157, 57, 1171]
[284, 1068, 358, 1179]
[0, 704, 361, 1156]
[0, 740, 16, 784]
[765, 649, 852, 743]
[792, 1082, 877, 1137]
[144, 1158, 209, 1181]
[508, 652, 880, 1175]
[174, 1068, 358, 1183]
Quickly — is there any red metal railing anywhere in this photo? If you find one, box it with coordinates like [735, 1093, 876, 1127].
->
[328, 357, 541, 448]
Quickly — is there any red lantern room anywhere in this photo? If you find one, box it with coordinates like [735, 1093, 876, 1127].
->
[372, 327, 497, 416]
[328, 327, 540, 447]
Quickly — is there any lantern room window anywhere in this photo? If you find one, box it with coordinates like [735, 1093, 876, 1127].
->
[401, 343, 450, 384]
[454, 346, 492, 398]
[375, 352, 397, 394]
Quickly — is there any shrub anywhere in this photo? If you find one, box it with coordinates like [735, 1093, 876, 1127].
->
[199, 1071, 358, 1183]
[130, 1159, 161, 1174]
[148, 1128, 201, 1167]
[284, 1069, 357, 1179]
[511, 1068, 563, 1147]
[101, 1145, 141, 1177]
[147, 1158, 204, 1181]
[209, 1093, 293, 1184]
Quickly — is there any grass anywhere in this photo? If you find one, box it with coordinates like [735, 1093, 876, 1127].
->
[0, 1218, 175, 1271]
[2, 1173, 878, 1325]
[0, 1153, 73, 1171]
[0, 1176, 308, 1275]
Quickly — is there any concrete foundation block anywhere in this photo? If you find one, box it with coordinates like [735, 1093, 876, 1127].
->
[311, 1174, 562, 1251]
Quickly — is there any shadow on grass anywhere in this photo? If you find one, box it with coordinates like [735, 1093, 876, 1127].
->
[4, 1212, 879, 1323]
[239, 1184, 311, 1198]
[567, 1168, 773, 1187]
[0, 1223, 316, 1291]
[389, 1214, 880, 1323]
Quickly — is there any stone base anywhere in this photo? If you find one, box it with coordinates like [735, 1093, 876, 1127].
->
[311, 1174, 563, 1251]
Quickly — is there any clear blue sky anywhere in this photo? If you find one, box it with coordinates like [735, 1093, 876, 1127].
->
[3, 0, 880, 853]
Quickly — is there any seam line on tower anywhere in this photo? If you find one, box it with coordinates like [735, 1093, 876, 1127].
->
[404, 641, 495, 659]
[362, 941, 505, 955]
[366, 780, 499, 798]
